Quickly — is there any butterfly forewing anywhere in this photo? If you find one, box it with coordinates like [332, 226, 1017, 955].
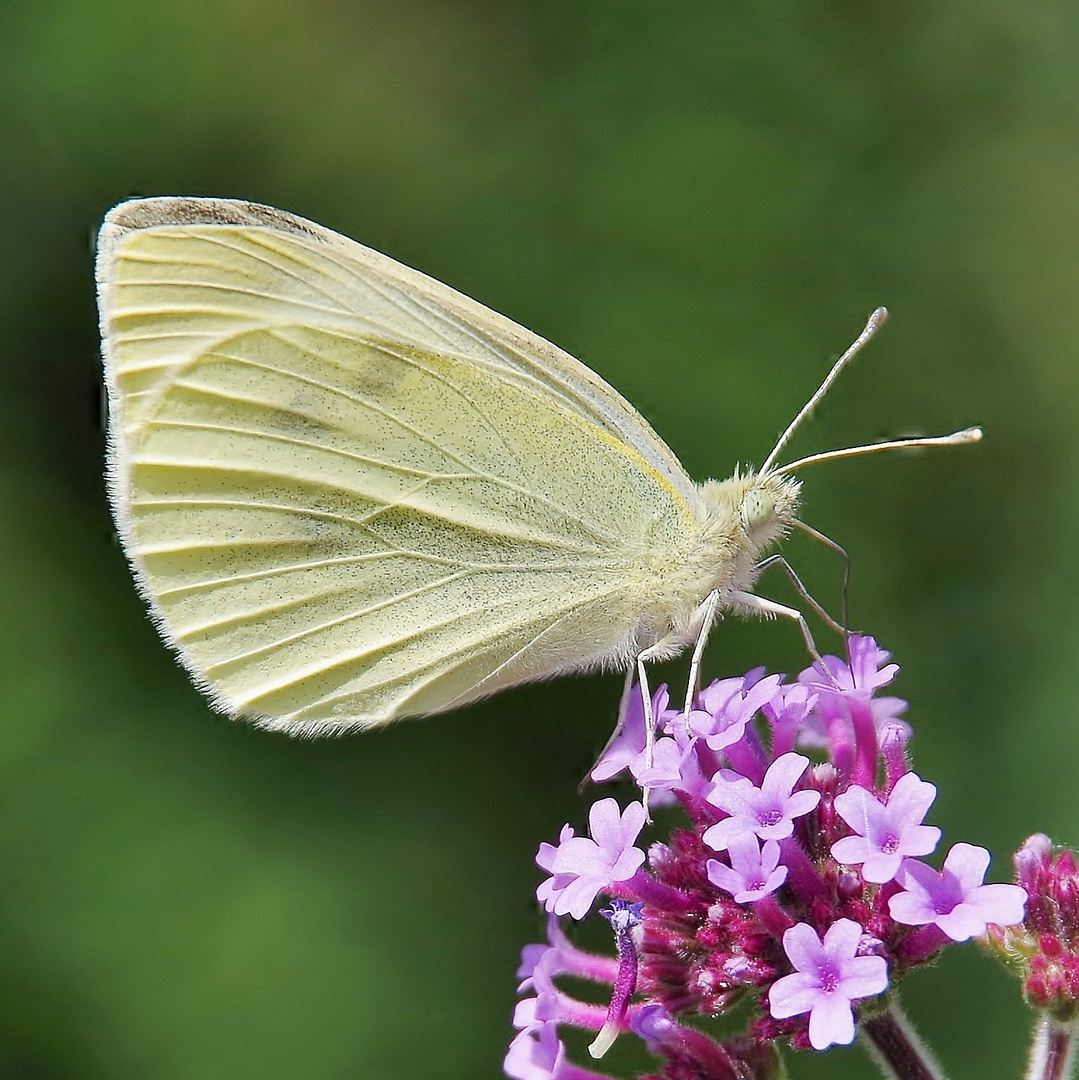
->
[99, 199, 699, 498]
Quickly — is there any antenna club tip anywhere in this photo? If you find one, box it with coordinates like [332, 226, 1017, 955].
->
[954, 426, 983, 444]
[869, 306, 889, 327]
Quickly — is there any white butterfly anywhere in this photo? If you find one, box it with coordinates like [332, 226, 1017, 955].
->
[96, 197, 979, 736]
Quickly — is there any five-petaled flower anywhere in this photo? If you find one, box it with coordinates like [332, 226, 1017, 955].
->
[831, 772, 941, 883]
[536, 799, 647, 920]
[707, 832, 788, 903]
[703, 752, 821, 850]
[690, 672, 783, 751]
[769, 919, 889, 1050]
[889, 843, 1028, 941]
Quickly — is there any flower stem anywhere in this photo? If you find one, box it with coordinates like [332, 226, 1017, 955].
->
[1026, 1011, 1079, 1080]
[860, 999, 950, 1080]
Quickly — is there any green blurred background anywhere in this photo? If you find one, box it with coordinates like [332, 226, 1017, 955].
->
[0, 1, 1076, 1077]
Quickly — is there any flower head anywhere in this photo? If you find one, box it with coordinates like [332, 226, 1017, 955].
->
[831, 772, 941, 884]
[889, 843, 1027, 942]
[769, 919, 889, 1050]
[511, 638, 1030, 1078]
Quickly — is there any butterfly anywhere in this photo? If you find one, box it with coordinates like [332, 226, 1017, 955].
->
[96, 197, 979, 736]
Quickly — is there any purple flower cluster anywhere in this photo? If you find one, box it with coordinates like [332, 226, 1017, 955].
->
[507, 637, 1027, 1080]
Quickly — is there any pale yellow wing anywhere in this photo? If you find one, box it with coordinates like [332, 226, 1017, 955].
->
[97, 198, 703, 734]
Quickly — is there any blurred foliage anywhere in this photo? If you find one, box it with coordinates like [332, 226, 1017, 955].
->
[0, 0, 1077, 1077]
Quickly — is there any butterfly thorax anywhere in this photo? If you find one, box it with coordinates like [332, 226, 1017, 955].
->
[622, 470, 801, 660]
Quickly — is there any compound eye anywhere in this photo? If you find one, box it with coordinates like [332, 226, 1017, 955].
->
[742, 489, 775, 530]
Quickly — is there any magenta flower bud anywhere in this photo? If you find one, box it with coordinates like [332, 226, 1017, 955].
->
[989, 835, 1079, 1015]
[878, 722, 911, 790]
[1015, 833, 1053, 889]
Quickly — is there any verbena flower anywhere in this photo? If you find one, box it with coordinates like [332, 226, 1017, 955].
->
[830, 773, 941, 884]
[768, 919, 889, 1049]
[537, 799, 647, 920]
[888, 843, 1027, 942]
[690, 672, 783, 752]
[508, 636, 1028, 1079]
[703, 753, 821, 849]
[707, 833, 788, 904]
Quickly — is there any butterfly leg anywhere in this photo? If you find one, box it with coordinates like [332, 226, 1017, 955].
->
[791, 518, 851, 637]
[634, 648, 660, 774]
[631, 588, 722, 814]
[682, 589, 721, 732]
[753, 555, 846, 635]
[632, 638, 680, 819]
[580, 667, 636, 793]
[730, 590, 841, 688]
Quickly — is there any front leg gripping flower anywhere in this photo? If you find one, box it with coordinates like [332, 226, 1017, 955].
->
[506, 637, 1031, 1080]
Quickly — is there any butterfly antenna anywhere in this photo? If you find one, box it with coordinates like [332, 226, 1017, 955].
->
[774, 427, 982, 475]
[759, 307, 889, 477]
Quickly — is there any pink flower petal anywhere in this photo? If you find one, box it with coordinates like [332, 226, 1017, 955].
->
[608, 846, 646, 882]
[833, 785, 880, 835]
[762, 752, 811, 797]
[831, 835, 872, 865]
[768, 971, 821, 1018]
[861, 851, 904, 884]
[902, 825, 942, 858]
[808, 992, 856, 1049]
[822, 918, 863, 961]
[896, 857, 938, 892]
[587, 798, 625, 850]
[887, 773, 937, 826]
[887, 889, 935, 926]
[969, 883, 1027, 927]
[706, 859, 742, 895]
[782, 922, 826, 973]
[554, 876, 601, 920]
[838, 955, 889, 999]
[935, 905, 989, 942]
[785, 789, 823, 819]
[702, 818, 745, 852]
[551, 836, 602, 875]
[942, 842, 991, 891]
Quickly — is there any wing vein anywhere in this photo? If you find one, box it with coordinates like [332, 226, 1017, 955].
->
[200, 569, 474, 665]
[146, 418, 461, 481]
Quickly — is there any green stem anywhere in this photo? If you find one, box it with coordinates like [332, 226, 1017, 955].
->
[1026, 1012, 1079, 1080]
[860, 998, 950, 1080]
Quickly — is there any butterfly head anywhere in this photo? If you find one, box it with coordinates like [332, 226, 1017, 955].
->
[698, 469, 801, 563]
